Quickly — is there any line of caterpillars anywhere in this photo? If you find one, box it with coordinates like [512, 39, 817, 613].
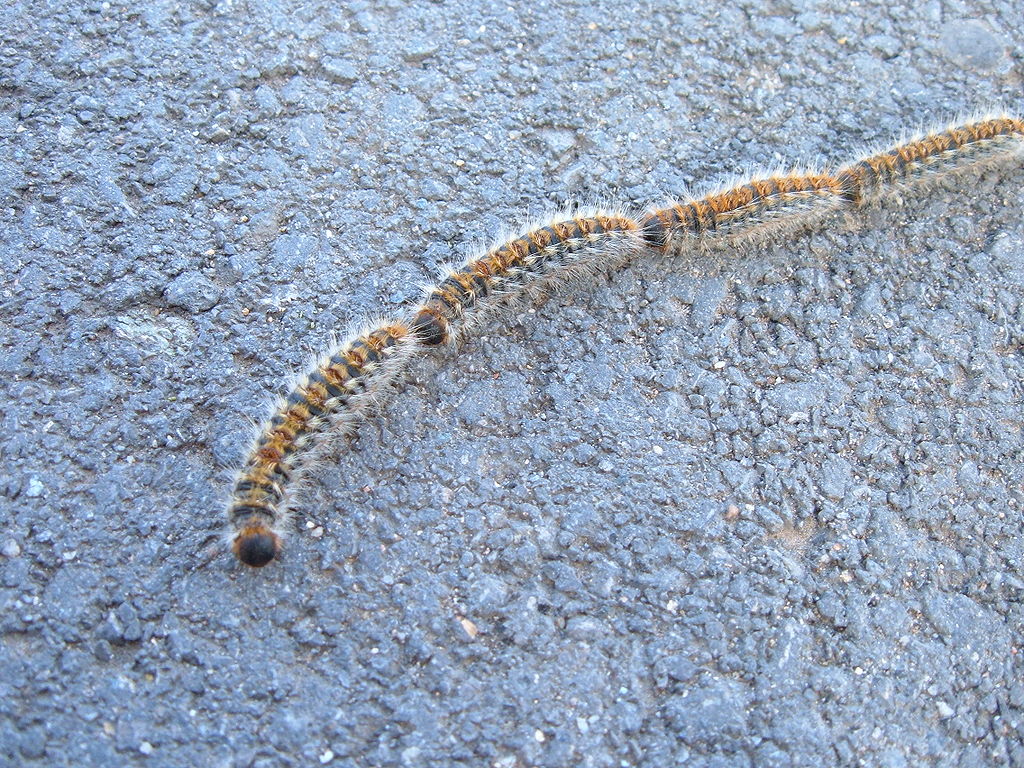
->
[227, 114, 1024, 567]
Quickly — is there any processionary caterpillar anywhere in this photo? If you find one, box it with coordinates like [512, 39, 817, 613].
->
[226, 113, 1024, 568]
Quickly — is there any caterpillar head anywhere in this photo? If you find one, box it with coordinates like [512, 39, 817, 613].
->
[233, 525, 282, 568]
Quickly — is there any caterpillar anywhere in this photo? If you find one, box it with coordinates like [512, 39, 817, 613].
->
[226, 113, 1024, 568]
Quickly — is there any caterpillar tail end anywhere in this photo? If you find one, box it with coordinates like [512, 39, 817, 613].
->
[233, 524, 282, 568]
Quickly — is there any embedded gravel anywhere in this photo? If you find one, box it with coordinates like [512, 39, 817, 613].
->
[2, 1, 1023, 766]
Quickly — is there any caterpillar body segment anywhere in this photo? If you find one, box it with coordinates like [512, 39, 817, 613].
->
[411, 211, 645, 346]
[226, 112, 1024, 568]
[835, 115, 1024, 205]
[228, 320, 416, 566]
[640, 172, 848, 254]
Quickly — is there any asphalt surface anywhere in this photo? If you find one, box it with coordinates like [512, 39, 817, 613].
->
[2, 1, 1023, 766]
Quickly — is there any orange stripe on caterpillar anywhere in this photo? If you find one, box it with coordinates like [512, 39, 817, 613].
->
[411, 211, 644, 346]
[835, 114, 1024, 204]
[227, 320, 415, 567]
[640, 172, 847, 253]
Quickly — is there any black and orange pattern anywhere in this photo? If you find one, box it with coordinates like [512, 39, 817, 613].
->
[227, 114, 1023, 567]
[411, 212, 643, 346]
[835, 116, 1024, 204]
[229, 322, 414, 566]
[640, 173, 846, 251]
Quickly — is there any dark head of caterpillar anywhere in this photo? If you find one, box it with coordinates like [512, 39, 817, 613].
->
[410, 307, 449, 346]
[233, 525, 282, 567]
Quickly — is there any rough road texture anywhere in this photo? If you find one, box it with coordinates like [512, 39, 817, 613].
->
[2, 1, 1023, 766]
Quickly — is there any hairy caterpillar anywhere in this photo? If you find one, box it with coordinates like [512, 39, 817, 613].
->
[226, 113, 1024, 568]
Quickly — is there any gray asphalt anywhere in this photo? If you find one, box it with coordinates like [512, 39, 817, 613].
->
[2, 1, 1023, 766]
